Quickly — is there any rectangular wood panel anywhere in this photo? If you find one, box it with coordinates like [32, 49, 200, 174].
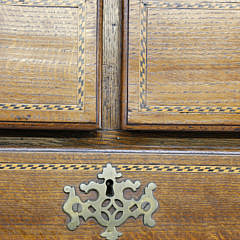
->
[122, 0, 240, 131]
[0, 150, 239, 239]
[0, 0, 100, 129]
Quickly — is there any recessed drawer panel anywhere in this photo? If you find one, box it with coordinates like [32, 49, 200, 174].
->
[0, 0, 100, 129]
[0, 151, 239, 239]
[123, 0, 240, 130]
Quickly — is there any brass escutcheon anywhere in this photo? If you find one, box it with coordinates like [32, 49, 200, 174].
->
[63, 163, 158, 240]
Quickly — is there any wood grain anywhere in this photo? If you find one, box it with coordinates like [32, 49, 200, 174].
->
[0, 0, 99, 129]
[0, 6, 78, 105]
[0, 150, 239, 239]
[0, 130, 240, 152]
[1, 149, 240, 166]
[0, 1, 239, 240]
[123, 0, 240, 130]
[101, 0, 122, 129]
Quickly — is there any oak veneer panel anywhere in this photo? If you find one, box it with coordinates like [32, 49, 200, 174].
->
[122, 0, 240, 130]
[0, 150, 240, 239]
[0, 0, 100, 129]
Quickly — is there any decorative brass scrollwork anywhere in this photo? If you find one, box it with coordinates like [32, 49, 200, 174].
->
[63, 163, 158, 240]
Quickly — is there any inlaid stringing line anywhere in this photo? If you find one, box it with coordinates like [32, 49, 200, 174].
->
[77, 1, 86, 108]
[148, 2, 240, 10]
[139, 1, 148, 110]
[0, 163, 239, 174]
[0, 104, 82, 111]
[0, 0, 79, 7]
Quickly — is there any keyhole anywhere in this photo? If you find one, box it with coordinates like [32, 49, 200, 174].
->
[106, 179, 114, 197]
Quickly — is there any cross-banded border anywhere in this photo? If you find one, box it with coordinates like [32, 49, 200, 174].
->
[139, 1, 240, 113]
[0, 0, 86, 111]
[0, 163, 239, 173]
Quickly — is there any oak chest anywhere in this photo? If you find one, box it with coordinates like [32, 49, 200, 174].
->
[0, 0, 240, 239]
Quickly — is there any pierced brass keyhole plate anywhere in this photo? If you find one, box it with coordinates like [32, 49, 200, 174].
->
[63, 163, 159, 240]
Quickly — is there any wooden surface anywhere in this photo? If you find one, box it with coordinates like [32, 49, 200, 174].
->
[101, 0, 122, 129]
[0, 149, 239, 239]
[0, 0, 240, 239]
[0, 0, 99, 129]
[0, 130, 240, 152]
[123, 0, 240, 130]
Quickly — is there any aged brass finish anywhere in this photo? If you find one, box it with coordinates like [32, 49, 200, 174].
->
[63, 163, 158, 240]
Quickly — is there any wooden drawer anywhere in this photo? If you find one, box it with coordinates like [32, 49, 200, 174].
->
[0, 150, 239, 239]
[0, 0, 100, 129]
[122, 0, 240, 131]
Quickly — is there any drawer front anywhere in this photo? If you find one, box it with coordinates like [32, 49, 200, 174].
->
[0, 151, 239, 239]
[122, 0, 240, 131]
[0, 0, 100, 129]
